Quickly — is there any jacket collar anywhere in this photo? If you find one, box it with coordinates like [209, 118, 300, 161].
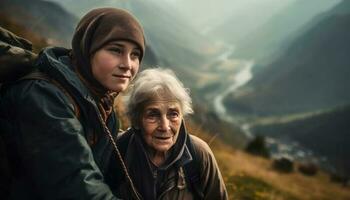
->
[124, 121, 193, 199]
[128, 121, 193, 171]
[36, 47, 97, 106]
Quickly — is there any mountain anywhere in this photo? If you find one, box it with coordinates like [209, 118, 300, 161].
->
[252, 104, 350, 176]
[0, 13, 48, 52]
[168, 0, 294, 32]
[224, 0, 350, 116]
[205, 0, 295, 44]
[43, 0, 218, 88]
[233, 0, 341, 64]
[0, 0, 78, 47]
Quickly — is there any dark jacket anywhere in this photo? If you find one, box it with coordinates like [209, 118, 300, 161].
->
[110, 124, 228, 200]
[0, 47, 120, 200]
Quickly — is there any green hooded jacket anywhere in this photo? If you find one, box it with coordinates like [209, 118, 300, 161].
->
[0, 47, 121, 200]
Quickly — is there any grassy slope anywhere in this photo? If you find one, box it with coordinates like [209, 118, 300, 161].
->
[194, 125, 350, 200]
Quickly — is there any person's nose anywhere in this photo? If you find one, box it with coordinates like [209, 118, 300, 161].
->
[157, 116, 170, 132]
[119, 54, 132, 70]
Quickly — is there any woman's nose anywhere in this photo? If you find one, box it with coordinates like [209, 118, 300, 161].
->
[158, 116, 170, 131]
[119, 54, 132, 69]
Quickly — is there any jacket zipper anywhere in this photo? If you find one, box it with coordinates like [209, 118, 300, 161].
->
[158, 168, 183, 200]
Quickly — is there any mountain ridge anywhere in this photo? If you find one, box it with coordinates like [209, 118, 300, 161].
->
[225, 0, 350, 116]
[0, 0, 78, 47]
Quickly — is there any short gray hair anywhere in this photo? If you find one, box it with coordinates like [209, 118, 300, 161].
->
[124, 68, 193, 126]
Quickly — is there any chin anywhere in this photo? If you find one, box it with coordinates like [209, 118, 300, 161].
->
[154, 145, 171, 154]
[110, 85, 126, 92]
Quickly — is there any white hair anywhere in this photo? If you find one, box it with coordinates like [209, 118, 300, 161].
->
[124, 68, 193, 126]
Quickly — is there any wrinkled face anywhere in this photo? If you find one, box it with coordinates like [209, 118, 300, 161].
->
[90, 40, 141, 92]
[141, 101, 183, 154]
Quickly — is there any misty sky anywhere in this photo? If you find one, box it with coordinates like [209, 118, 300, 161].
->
[46, 0, 295, 27]
[45, 0, 340, 40]
[165, 0, 296, 29]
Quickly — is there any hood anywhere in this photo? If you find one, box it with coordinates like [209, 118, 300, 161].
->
[36, 46, 96, 106]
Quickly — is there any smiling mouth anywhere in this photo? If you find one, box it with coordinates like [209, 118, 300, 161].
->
[154, 136, 172, 140]
[113, 74, 131, 79]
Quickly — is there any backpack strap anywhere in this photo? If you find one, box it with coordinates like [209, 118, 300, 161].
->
[110, 128, 142, 199]
[0, 26, 33, 51]
[116, 128, 134, 157]
[109, 129, 134, 185]
[112, 128, 133, 182]
[17, 70, 80, 119]
[181, 123, 204, 199]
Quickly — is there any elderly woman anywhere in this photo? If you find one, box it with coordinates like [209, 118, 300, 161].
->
[0, 8, 144, 199]
[110, 68, 228, 200]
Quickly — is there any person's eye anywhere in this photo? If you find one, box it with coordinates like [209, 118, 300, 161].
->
[145, 111, 160, 123]
[108, 47, 122, 54]
[167, 111, 180, 121]
[131, 51, 141, 60]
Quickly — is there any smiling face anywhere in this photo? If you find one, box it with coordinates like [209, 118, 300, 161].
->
[90, 40, 141, 92]
[141, 101, 183, 155]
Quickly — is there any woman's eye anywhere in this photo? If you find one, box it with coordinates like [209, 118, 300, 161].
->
[131, 51, 140, 60]
[168, 112, 179, 121]
[145, 112, 160, 123]
[108, 47, 122, 54]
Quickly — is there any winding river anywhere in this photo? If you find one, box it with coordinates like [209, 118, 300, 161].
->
[212, 47, 255, 138]
[210, 48, 327, 168]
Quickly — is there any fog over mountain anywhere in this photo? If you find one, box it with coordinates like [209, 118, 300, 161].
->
[44, 0, 301, 56]
[47, 0, 294, 33]
[167, 0, 294, 34]
[233, 0, 341, 64]
[221, 0, 350, 176]
[225, 0, 350, 116]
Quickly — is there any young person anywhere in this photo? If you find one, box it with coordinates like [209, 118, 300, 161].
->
[0, 7, 145, 199]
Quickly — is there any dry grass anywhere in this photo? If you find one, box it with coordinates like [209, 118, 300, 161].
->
[208, 135, 350, 200]
[185, 121, 350, 200]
